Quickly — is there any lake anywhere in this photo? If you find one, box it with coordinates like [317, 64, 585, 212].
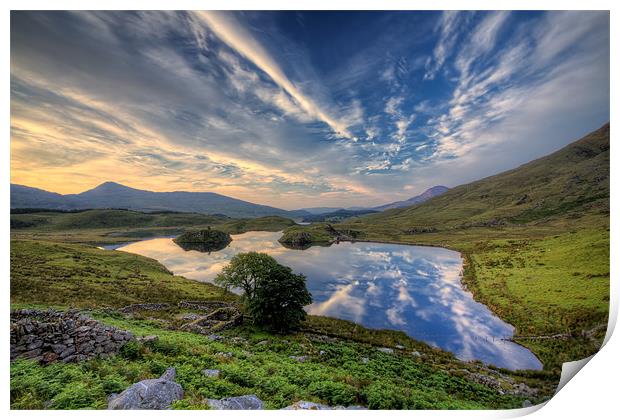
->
[110, 231, 542, 370]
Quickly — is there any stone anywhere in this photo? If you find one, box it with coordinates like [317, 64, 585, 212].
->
[410, 351, 421, 357]
[108, 368, 183, 410]
[202, 369, 221, 378]
[27, 340, 44, 350]
[361, 357, 370, 364]
[51, 343, 66, 354]
[289, 355, 309, 362]
[42, 352, 59, 363]
[20, 348, 42, 359]
[282, 401, 368, 410]
[137, 335, 159, 345]
[60, 347, 76, 358]
[281, 401, 332, 410]
[395, 344, 405, 350]
[207, 334, 223, 341]
[216, 352, 233, 359]
[207, 395, 264, 410]
[522, 400, 533, 408]
[377, 347, 394, 354]
[469, 373, 502, 390]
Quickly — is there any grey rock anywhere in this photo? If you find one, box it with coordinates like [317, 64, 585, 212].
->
[207, 394, 264, 410]
[216, 352, 233, 359]
[289, 355, 309, 362]
[137, 335, 159, 345]
[395, 344, 405, 350]
[282, 401, 368, 410]
[207, 334, 223, 341]
[377, 347, 394, 354]
[282, 401, 332, 410]
[51, 343, 66, 354]
[108, 368, 183, 410]
[410, 351, 421, 357]
[361, 357, 370, 364]
[27, 340, 43, 350]
[202, 369, 221, 378]
[522, 400, 532, 408]
[256, 340, 269, 346]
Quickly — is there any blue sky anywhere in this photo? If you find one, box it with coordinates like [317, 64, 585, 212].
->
[10, 11, 610, 208]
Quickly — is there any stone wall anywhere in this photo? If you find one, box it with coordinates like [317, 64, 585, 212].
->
[10, 309, 134, 363]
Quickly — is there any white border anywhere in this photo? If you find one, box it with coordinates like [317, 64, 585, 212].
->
[2, 1, 617, 419]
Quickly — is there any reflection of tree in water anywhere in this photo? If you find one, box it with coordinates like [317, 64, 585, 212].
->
[172, 227, 232, 253]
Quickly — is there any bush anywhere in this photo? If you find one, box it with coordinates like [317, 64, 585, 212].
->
[307, 380, 358, 406]
[119, 340, 142, 360]
[363, 381, 407, 409]
[215, 252, 312, 332]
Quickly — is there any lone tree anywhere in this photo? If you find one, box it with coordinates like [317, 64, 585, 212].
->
[215, 252, 312, 332]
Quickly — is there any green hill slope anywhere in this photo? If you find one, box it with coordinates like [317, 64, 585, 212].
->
[362, 123, 609, 230]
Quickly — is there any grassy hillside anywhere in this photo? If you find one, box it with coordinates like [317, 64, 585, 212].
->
[10, 240, 233, 308]
[10, 211, 296, 244]
[360, 123, 609, 229]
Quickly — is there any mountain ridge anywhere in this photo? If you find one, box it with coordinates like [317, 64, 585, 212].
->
[373, 185, 450, 211]
[10, 182, 310, 219]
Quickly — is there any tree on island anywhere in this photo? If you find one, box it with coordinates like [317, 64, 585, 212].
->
[215, 252, 312, 332]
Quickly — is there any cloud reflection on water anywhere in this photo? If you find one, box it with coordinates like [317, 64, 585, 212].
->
[116, 231, 542, 370]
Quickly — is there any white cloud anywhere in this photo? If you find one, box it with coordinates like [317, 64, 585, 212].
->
[191, 11, 358, 139]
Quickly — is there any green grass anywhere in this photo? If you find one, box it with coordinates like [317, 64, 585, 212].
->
[10, 240, 234, 308]
[10, 310, 548, 410]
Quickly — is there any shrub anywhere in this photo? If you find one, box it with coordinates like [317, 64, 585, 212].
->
[363, 381, 407, 409]
[307, 380, 357, 406]
[215, 252, 312, 332]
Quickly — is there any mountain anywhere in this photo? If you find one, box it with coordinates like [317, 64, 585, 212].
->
[10, 184, 81, 210]
[298, 207, 344, 215]
[374, 186, 449, 211]
[10, 182, 309, 219]
[301, 208, 379, 223]
[360, 123, 610, 228]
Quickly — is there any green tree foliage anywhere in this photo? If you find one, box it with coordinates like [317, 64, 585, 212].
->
[215, 252, 312, 331]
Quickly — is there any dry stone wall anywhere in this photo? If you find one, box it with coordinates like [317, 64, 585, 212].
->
[10, 309, 134, 363]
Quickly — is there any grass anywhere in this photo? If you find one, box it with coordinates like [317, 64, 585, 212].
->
[10, 309, 550, 410]
[10, 240, 234, 308]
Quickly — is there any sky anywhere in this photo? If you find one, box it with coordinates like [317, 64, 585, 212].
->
[10, 11, 610, 209]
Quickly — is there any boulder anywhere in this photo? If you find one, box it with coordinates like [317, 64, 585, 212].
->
[202, 369, 221, 378]
[289, 355, 309, 362]
[377, 347, 394, 354]
[108, 367, 183, 410]
[137, 335, 159, 345]
[207, 394, 264, 410]
[282, 401, 368, 410]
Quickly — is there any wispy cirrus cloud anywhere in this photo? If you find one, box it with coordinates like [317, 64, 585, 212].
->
[191, 11, 359, 139]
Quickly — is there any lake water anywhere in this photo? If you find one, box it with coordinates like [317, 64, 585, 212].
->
[110, 231, 542, 370]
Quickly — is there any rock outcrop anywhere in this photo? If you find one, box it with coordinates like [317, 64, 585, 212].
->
[282, 401, 368, 410]
[108, 367, 183, 410]
[207, 394, 264, 410]
[10, 309, 133, 363]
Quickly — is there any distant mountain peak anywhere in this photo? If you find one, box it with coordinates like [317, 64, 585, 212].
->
[374, 185, 450, 211]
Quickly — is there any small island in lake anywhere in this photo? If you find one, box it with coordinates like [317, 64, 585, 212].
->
[173, 227, 232, 252]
